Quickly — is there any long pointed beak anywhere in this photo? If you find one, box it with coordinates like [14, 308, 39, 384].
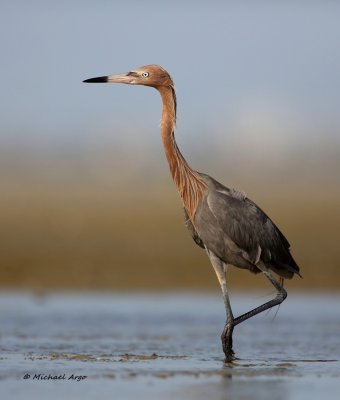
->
[83, 73, 134, 84]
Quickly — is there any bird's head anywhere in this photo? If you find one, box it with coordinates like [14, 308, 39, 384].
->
[83, 64, 173, 88]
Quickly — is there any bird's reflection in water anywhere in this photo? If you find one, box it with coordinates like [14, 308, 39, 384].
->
[181, 370, 286, 400]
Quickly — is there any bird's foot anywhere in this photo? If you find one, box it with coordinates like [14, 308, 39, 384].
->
[221, 322, 235, 363]
[224, 350, 235, 363]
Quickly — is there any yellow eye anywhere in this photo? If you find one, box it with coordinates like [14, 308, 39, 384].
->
[142, 71, 149, 78]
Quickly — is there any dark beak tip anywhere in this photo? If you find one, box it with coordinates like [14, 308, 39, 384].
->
[83, 76, 108, 83]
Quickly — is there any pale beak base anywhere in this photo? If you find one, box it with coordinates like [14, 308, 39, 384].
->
[83, 73, 135, 84]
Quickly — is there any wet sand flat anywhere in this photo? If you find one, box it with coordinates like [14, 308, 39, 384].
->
[0, 292, 339, 399]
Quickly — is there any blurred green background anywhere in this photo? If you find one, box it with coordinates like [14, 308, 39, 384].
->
[1, 1, 339, 291]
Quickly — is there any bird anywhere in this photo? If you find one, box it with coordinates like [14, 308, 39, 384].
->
[83, 64, 301, 362]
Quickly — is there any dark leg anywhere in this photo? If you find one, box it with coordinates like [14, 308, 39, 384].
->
[206, 250, 235, 362]
[207, 254, 287, 362]
[221, 262, 287, 361]
[234, 262, 287, 327]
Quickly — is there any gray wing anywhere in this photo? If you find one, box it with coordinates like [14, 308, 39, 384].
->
[190, 176, 300, 277]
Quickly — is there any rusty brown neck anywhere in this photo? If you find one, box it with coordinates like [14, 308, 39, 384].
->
[157, 85, 206, 222]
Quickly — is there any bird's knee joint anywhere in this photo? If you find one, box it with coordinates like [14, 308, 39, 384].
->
[277, 288, 287, 302]
[226, 320, 234, 329]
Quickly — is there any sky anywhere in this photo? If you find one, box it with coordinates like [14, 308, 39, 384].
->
[0, 0, 339, 186]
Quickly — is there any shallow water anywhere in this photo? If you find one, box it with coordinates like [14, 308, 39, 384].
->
[0, 292, 339, 399]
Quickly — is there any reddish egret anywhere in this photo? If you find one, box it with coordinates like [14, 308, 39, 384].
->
[83, 65, 300, 362]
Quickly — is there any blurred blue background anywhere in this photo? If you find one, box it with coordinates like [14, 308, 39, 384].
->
[0, 1, 339, 290]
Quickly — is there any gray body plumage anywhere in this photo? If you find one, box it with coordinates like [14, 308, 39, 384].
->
[186, 173, 300, 279]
